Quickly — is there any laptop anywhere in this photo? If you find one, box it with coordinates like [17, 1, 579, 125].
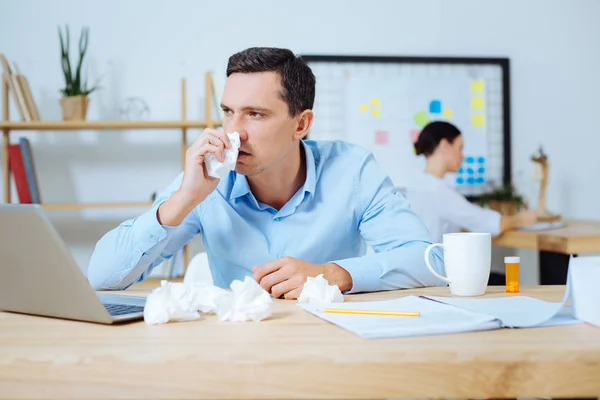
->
[0, 204, 146, 324]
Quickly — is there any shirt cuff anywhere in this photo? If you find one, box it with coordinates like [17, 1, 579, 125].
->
[331, 257, 381, 294]
[132, 203, 179, 253]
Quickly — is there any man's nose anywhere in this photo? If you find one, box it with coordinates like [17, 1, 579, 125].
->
[237, 130, 249, 142]
[226, 115, 245, 134]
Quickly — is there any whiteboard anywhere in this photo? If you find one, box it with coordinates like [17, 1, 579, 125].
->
[303, 56, 510, 197]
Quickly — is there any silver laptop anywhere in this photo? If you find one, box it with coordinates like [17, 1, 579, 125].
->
[0, 204, 145, 324]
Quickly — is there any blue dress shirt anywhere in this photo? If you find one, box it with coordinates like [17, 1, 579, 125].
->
[87, 140, 445, 293]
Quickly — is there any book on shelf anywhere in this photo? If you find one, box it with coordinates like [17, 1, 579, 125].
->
[0, 53, 40, 121]
[7, 143, 32, 203]
[19, 137, 41, 203]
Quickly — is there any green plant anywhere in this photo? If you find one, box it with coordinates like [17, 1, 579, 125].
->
[476, 183, 526, 208]
[58, 25, 99, 97]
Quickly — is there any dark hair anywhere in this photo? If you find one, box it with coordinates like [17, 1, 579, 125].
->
[226, 47, 315, 117]
[414, 121, 461, 156]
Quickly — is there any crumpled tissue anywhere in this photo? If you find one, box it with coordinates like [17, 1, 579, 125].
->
[144, 276, 272, 325]
[297, 274, 344, 304]
[205, 131, 241, 179]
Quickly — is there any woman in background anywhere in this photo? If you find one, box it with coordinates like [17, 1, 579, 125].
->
[406, 121, 537, 284]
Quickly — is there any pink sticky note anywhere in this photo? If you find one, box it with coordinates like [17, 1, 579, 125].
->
[410, 129, 421, 143]
[375, 130, 389, 145]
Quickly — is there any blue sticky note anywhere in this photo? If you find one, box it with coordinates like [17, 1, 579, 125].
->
[478, 167, 485, 174]
[467, 168, 474, 174]
[458, 167, 464, 174]
[467, 177, 475, 185]
[466, 157, 475, 164]
[457, 178, 465, 185]
[478, 157, 485, 164]
[477, 177, 485, 184]
[429, 100, 442, 114]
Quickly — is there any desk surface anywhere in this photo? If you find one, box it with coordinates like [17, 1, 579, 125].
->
[493, 219, 600, 254]
[1, 284, 599, 399]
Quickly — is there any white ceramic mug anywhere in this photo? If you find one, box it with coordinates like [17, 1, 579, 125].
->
[424, 232, 491, 296]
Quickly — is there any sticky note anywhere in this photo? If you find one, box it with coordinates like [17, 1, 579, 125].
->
[409, 129, 420, 144]
[371, 98, 381, 106]
[375, 130, 389, 145]
[472, 80, 485, 93]
[414, 110, 429, 127]
[429, 100, 442, 114]
[472, 114, 485, 127]
[444, 109, 453, 117]
[360, 104, 369, 112]
[372, 109, 381, 118]
[471, 97, 484, 110]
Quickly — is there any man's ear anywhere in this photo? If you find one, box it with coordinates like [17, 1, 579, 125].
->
[293, 109, 314, 140]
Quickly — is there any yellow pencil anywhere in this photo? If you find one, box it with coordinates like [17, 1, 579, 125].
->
[322, 308, 420, 317]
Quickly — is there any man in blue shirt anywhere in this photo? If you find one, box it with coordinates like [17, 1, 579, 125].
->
[87, 47, 445, 298]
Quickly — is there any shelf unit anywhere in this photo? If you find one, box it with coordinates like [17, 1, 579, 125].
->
[1, 71, 222, 266]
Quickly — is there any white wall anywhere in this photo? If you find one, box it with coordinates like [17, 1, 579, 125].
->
[1, 0, 599, 282]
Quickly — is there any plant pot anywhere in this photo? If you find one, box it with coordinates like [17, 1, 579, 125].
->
[60, 95, 89, 121]
[487, 200, 521, 216]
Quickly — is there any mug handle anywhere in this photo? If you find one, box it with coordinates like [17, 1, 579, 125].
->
[424, 243, 451, 284]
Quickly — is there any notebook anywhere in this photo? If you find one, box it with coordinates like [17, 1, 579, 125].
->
[300, 288, 580, 339]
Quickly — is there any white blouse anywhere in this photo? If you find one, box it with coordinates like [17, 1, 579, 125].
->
[405, 172, 502, 243]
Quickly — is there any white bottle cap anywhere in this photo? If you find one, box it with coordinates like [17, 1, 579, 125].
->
[504, 256, 520, 263]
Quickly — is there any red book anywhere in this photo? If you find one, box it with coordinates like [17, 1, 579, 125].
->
[7, 143, 32, 203]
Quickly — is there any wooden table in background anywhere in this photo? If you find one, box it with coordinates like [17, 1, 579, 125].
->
[493, 219, 600, 284]
[1, 283, 600, 399]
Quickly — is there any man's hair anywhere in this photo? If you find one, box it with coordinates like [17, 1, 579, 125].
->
[226, 47, 315, 116]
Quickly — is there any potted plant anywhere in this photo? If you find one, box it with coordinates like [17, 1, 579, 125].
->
[476, 183, 526, 216]
[58, 25, 98, 120]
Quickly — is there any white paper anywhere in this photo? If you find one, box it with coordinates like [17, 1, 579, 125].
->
[144, 276, 272, 325]
[517, 221, 566, 231]
[424, 295, 578, 328]
[297, 274, 344, 304]
[205, 131, 241, 179]
[570, 255, 600, 327]
[300, 296, 502, 339]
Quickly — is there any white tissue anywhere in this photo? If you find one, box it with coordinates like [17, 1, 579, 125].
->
[297, 274, 344, 304]
[215, 277, 274, 322]
[143, 276, 272, 325]
[205, 131, 241, 179]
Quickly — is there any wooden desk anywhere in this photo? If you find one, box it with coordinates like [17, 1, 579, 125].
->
[493, 219, 600, 284]
[1, 284, 600, 399]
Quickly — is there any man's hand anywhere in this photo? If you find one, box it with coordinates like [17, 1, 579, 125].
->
[158, 128, 231, 226]
[252, 257, 353, 299]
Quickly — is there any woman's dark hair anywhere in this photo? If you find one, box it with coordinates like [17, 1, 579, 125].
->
[226, 47, 315, 117]
[414, 121, 461, 156]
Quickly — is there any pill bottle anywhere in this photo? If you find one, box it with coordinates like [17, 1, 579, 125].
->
[504, 256, 520, 293]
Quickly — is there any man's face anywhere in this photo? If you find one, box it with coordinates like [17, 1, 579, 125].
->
[221, 71, 299, 177]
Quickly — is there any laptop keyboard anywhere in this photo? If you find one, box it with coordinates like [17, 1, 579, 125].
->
[103, 303, 144, 316]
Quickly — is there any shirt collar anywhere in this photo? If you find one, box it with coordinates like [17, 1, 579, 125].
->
[228, 140, 317, 202]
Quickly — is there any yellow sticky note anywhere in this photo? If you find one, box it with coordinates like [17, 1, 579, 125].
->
[371, 98, 381, 106]
[471, 97, 484, 110]
[372, 109, 381, 118]
[472, 80, 485, 93]
[360, 104, 369, 112]
[443, 109, 453, 117]
[472, 114, 485, 127]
